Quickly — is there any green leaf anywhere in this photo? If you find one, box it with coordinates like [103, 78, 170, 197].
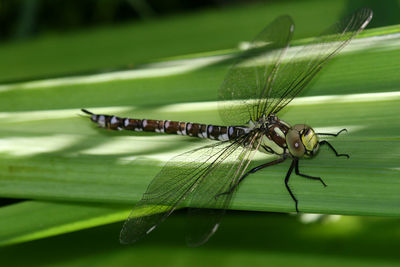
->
[1, 26, 399, 216]
[1, 5, 400, 247]
[0, 0, 347, 83]
[2, 211, 400, 266]
[0, 201, 130, 246]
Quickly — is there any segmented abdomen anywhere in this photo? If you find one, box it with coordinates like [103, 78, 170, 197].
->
[83, 110, 246, 141]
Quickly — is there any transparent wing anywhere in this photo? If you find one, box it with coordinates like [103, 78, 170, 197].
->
[119, 133, 262, 244]
[185, 132, 262, 247]
[265, 8, 373, 115]
[218, 15, 294, 125]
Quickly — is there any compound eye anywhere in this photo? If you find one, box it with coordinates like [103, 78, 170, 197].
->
[301, 128, 318, 152]
[286, 129, 305, 158]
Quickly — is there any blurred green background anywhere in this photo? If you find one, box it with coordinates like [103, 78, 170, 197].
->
[1, 0, 400, 266]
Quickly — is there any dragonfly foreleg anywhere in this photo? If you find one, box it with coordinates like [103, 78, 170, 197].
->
[214, 157, 286, 199]
[317, 128, 347, 137]
[319, 140, 349, 158]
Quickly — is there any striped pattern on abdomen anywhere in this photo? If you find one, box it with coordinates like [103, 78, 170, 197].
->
[82, 109, 247, 141]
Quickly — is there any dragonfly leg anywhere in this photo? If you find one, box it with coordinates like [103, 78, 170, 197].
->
[317, 128, 347, 137]
[214, 157, 286, 199]
[294, 160, 327, 187]
[320, 140, 349, 158]
[284, 160, 298, 212]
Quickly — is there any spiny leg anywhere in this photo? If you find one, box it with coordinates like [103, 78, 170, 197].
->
[215, 157, 286, 198]
[320, 140, 349, 158]
[284, 160, 298, 212]
[295, 160, 327, 187]
[317, 128, 347, 137]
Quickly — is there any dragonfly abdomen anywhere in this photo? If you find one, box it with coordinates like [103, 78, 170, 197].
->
[82, 109, 247, 141]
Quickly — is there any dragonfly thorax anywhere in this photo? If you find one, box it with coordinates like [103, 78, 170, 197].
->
[256, 115, 291, 155]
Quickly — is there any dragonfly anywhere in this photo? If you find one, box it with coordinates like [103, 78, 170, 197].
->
[82, 8, 372, 246]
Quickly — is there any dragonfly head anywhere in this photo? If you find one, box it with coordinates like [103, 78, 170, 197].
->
[286, 124, 319, 158]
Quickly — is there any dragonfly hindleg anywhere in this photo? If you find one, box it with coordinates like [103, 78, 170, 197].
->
[284, 160, 298, 212]
[214, 157, 286, 199]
